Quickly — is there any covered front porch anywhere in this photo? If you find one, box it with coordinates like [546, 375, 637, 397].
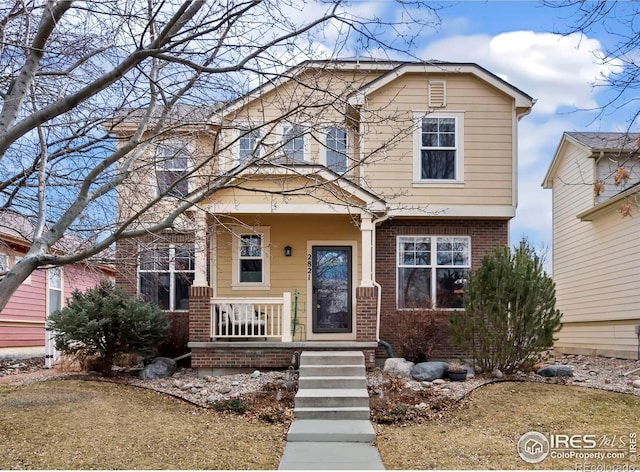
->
[185, 167, 386, 372]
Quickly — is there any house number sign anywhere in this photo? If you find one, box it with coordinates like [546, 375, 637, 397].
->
[307, 253, 312, 280]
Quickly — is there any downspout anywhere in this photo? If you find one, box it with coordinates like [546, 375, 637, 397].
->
[372, 213, 393, 358]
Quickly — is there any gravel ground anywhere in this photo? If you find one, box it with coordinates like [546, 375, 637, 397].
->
[2, 353, 640, 408]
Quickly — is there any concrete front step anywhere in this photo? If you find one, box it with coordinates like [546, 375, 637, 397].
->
[295, 388, 370, 408]
[286, 419, 376, 442]
[300, 351, 365, 366]
[298, 375, 367, 389]
[298, 364, 366, 378]
[294, 406, 371, 420]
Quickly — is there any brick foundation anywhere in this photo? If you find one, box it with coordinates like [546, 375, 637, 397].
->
[191, 346, 377, 372]
[375, 218, 509, 360]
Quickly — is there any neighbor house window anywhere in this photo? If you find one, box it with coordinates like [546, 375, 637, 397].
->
[232, 227, 271, 290]
[414, 113, 464, 182]
[323, 127, 348, 174]
[238, 128, 261, 164]
[282, 125, 306, 161]
[48, 267, 63, 315]
[156, 142, 189, 198]
[139, 244, 194, 311]
[0, 254, 7, 272]
[397, 236, 469, 309]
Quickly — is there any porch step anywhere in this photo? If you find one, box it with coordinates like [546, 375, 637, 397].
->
[286, 419, 375, 442]
[298, 364, 365, 378]
[299, 351, 365, 366]
[294, 406, 371, 420]
[298, 375, 367, 389]
[295, 388, 370, 408]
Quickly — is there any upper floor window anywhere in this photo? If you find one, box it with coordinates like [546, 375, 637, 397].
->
[323, 127, 348, 174]
[397, 235, 469, 309]
[48, 267, 63, 315]
[0, 254, 8, 272]
[156, 142, 189, 198]
[414, 113, 464, 183]
[282, 125, 307, 161]
[138, 244, 194, 311]
[238, 128, 261, 164]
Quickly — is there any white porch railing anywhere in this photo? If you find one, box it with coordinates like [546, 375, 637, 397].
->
[211, 292, 292, 342]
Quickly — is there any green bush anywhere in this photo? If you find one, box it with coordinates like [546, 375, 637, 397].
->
[449, 239, 561, 374]
[47, 280, 169, 375]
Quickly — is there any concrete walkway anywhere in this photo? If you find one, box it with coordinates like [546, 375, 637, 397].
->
[279, 441, 385, 470]
[277, 351, 386, 470]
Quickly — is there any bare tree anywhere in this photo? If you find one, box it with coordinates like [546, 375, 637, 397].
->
[0, 0, 441, 310]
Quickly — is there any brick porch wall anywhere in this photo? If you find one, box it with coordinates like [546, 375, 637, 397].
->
[376, 218, 509, 360]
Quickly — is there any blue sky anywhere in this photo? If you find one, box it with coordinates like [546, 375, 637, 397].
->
[383, 0, 635, 262]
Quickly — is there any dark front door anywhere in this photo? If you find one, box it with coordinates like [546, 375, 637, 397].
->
[312, 246, 352, 333]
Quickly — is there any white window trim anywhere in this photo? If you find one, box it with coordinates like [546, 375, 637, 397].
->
[396, 235, 471, 310]
[234, 126, 263, 166]
[319, 126, 352, 175]
[278, 123, 311, 162]
[231, 226, 271, 290]
[155, 140, 191, 198]
[47, 267, 63, 315]
[413, 111, 465, 185]
[137, 244, 195, 311]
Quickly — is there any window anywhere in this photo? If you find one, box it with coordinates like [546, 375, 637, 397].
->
[232, 227, 271, 289]
[397, 236, 469, 309]
[282, 125, 306, 161]
[414, 113, 463, 182]
[239, 234, 263, 283]
[139, 244, 194, 311]
[0, 254, 7, 272]
[238, 128, 261, 164]
[48, 267, 63, 315]
[156, 142, 189, 198]
[324, 127, 348, 174]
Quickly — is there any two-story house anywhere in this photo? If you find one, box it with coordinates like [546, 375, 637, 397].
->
[114, 59, 534, 374]
[543, 132, 640, 359]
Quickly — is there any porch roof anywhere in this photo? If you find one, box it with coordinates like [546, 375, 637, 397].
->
[204, 164, 386, 215]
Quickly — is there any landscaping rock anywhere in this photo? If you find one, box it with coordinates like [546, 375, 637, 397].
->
[491, 369, 504, 379]
[251, 370, 260, 379]
[633, 380, 640, 389]
[383, 358, 415, 378]
[410, 361, 449, 381]
[206, 395, 217, 403]
[217, 385, 233, 394]
[432, 379, 446, 385]
[138, 357, 176, 380]
[537, 365, 574, 378]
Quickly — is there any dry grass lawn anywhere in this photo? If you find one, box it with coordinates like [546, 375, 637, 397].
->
[0, 380, 287, 470]
[377, 381, 640, 470]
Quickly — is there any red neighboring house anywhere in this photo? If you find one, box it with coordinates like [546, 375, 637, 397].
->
[0, 211, 114, 364]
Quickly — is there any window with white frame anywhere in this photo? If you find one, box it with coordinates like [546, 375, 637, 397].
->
[0, 254, 8, 273]
[282, 125, 307, 161]
[156, 142, 189, 198]
[238, 128, 261, 164]
[323, 127, 348, 174]
[232, 227, 270, 289]
[48, 267, 63, 315]
[414, 113, 463, 182]
[139, 244, 194, 311]
[397, 236, 469, 309]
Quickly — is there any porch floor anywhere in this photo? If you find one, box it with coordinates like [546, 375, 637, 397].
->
[188, 341, 378, 349]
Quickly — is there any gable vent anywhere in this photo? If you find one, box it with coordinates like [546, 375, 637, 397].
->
[428, 80, 446, 108]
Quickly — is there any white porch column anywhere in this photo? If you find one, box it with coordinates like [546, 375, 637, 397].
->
[193, 210, 208, 287]
[360, 215, 374, 287]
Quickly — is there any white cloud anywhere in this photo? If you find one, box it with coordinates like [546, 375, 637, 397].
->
[418, 31, 621, 114]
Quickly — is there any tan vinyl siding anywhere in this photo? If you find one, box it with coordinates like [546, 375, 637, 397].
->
[555, 321, 639, 359]
[213, 214, 361, 332]
[595, 154, 640, 203]
[362, 73, 515, 208]
[551, 139, 640, 359]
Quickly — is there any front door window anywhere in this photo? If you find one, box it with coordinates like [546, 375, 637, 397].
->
[312, 246, 352, 333]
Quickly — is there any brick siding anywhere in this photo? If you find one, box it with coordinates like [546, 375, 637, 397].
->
[375, 218, 508, 360]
